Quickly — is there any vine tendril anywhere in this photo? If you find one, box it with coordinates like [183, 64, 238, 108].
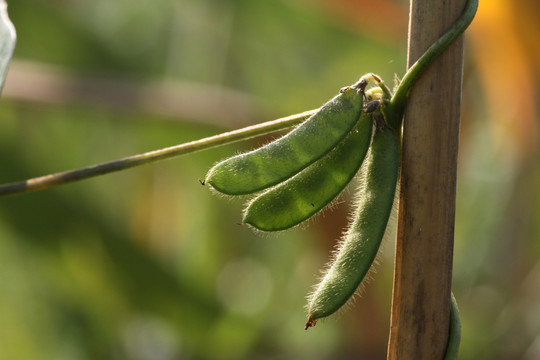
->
[0, 0, 477, 199]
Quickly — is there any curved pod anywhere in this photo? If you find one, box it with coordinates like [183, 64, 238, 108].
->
[243, 111, 373, 231]
[205, 84, 365, 195]
[306, 124, 400, 328]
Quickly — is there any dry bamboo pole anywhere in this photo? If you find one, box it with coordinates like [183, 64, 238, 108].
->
[387, 0, 467, 358]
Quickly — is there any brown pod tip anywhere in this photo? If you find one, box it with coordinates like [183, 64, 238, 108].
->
[304, 316, 317, 330]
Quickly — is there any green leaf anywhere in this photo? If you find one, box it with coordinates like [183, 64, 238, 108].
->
[0, 0, 15, 94]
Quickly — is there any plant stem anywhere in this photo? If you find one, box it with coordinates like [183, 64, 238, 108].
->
[444, 293, 462, 360]
[0, 109, 315, 196]
[386, 0, 478, 129]
[0, 0, 477, 198]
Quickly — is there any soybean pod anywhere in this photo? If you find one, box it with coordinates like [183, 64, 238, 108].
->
[205, 81, 366, 195]
[305, 121, 399, 328]
[243, 110, 373, 231]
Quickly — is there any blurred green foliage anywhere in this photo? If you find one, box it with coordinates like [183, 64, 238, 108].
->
[1, 0, 539, 359]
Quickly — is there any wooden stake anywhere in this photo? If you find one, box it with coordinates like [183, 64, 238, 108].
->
[387, 0, 466, 359]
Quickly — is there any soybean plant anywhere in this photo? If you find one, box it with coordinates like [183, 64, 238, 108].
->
[243, 110, 373, 231]
[205, 80, 367, 195]
[305, 115, 400, 328]
[203, 0, 477, 358]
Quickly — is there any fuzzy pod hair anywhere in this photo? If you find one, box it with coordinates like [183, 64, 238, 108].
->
[204, 82, 366, 196]
[242, 110, 374, 231]
[305, 123, 400, 329]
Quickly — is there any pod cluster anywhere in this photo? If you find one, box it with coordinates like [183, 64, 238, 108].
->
[204, 73, 400, 328]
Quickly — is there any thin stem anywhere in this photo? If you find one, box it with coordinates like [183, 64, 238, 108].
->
[1, 0, 477, 197]
[444, 293, 462, 360]
[386, 0, 478, 129]
[0, 109, 315, 196]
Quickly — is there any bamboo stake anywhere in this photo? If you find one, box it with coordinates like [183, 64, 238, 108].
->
[387, 0, 466, 358]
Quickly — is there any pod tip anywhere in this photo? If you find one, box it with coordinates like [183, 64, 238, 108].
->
[304, 315, 317, 330]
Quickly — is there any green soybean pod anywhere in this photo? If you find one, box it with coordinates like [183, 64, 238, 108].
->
[305, 123, 400, 328]
[205, 83, 365, 195]
[242, 110, 373, 231]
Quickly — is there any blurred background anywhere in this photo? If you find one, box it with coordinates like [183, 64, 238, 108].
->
[0, 0, 539, 359]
